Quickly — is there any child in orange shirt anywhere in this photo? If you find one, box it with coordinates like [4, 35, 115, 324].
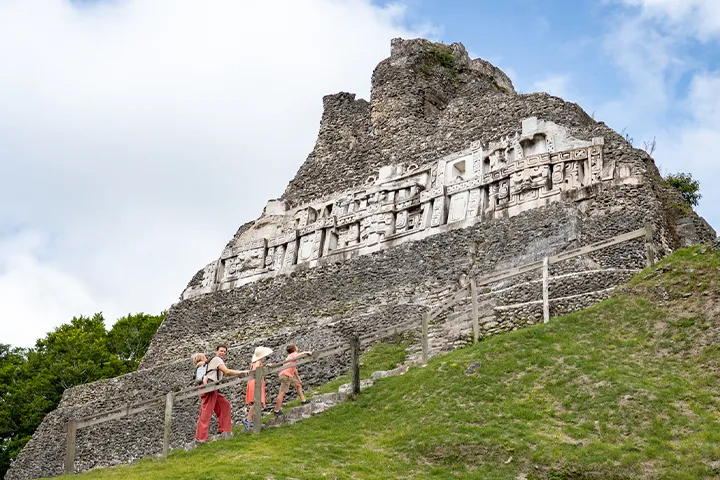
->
[273, 343, 313, 416]
[243, 346, 272, 431]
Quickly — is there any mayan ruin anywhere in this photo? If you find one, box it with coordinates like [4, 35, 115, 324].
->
[7, 37, 716, 479]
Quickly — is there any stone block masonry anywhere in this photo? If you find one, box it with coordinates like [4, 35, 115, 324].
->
[7, 38, 715, 480]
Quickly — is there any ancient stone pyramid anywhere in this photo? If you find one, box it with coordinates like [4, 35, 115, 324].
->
[8, 38, 715, 479]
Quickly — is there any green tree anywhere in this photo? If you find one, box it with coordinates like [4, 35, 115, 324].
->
[26, 313, 127, 402]
[0, 344, 28, 476]
[666, 172, 702, 207]
[107, 311, 166, 370]
[0, 312, 163, 478]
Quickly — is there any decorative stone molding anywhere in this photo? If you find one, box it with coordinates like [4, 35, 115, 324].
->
[182, 118, 615, 300]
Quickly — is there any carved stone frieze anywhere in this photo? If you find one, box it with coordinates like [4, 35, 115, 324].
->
[182, 117, 618, 300]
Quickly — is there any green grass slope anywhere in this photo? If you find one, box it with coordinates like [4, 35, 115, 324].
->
[65, 246, 720, 480]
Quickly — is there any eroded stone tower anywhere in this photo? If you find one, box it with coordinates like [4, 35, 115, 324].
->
[8, 38, 715, 479]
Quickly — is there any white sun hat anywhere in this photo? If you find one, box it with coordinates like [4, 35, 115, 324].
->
[251, 346, 273, 363]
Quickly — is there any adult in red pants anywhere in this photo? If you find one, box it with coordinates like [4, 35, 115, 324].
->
[192, 345, 247, 442]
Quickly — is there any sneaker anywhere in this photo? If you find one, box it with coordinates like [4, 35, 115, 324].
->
[242, 419, 253, 432]
[219, 431, 234, 440]
[301, 400, 311, 406]
[195, 438, 208, 445]
[273, 410, 285, 417]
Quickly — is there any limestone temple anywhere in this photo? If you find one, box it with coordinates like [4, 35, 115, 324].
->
[183, 117, 611, 300]
[7, 38, 715, 479]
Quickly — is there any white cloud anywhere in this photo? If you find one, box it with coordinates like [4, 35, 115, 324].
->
[684, 73, 720, 125]
[618, 0, 720, 39]
[0, 232, 98, 348]
[0, 0, 433, 348]
[596, 2, 720, 230]
[653, 72, 720, 220]
[595, 15, 681, 129]
[531, 74, 571, 98]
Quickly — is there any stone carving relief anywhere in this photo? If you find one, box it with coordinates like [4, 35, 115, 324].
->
[218, 240, 266, 282]
[510, 165, 550, 205]
[407, 207, 424, 231]
[183, 118, 617, 299]
[273, 244, 286, 270]
[298, 235, 314, 263]
[466, 188, 482, 218]
[563, 162, 583, 190]
[498, 180, 510, 206]
[448, 192, 469, 223]
[284, 239, 298, 268]
[200, 262, 217, 288]
[551, 163, 564, 189]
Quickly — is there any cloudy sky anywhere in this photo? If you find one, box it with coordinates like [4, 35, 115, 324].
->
[1, 0, 718, 348]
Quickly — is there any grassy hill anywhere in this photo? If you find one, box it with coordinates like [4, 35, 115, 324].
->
[64, 245, 720, 480]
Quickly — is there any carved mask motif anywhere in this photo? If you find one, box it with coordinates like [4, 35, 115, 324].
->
[552, 164, 564, 185]
[498, 181, 509, 200]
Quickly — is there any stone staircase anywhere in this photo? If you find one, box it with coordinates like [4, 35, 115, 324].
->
[181, 362, 414, 452]
[263, 364, 411, 429]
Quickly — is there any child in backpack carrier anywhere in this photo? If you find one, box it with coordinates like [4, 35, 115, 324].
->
[193, 354, 210, 384]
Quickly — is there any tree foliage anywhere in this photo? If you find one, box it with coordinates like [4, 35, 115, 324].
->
[0, 345, 31, 475]
[0, 311, 164, 477]
[666, 172, 702, 208]
[107, 312, 165, 369]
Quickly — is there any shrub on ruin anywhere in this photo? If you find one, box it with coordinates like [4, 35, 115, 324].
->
[666, 172, 702, 208]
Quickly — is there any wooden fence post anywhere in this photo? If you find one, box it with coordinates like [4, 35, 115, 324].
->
[470, 279, 479, 344]
[64, 419, 78, 475]
[350, 335, 361, 398]
[644, 223, 656, 267]
[252, 367, 263, 434]
[162, 392, 174, 459]
[421, 312, 429, 364]
[542, 257, 550, 324]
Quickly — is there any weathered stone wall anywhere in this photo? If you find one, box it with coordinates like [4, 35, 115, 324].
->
[469, 269, 639, 306]
[7, 301, 422, 480]
[428, 263, 643, 353]
[146, 192, 660, 368]
[185, 112, 621, 297]
[8, 37, 715, 480]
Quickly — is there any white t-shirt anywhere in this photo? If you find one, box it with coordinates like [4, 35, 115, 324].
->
[205, 357, 225, 383]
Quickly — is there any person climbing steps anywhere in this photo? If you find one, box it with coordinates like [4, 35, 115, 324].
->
[244, 346, 272, 431]
[273, 343, 313, 416]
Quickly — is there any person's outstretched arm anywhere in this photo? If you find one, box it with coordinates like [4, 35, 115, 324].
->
[218, 364, 248, 376]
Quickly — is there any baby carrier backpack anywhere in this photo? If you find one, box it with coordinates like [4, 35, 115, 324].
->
[193, 361, 216, 385]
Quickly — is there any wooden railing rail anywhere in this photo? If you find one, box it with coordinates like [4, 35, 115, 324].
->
[427, 224, 654, 340]
[358, 318, 424, 344]
[428, 287, 470, 316]
[64, 318, 427, 474]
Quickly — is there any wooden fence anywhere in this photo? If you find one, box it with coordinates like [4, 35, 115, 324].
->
[63, 224, 655, 474]
[64, 320, 424, 474]
[424, 224, 655, 339]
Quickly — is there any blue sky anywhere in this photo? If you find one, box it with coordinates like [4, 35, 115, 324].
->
[393, 0, 720, 159]
[397, 0, 620, 97]
[0, 0, 718, 348]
